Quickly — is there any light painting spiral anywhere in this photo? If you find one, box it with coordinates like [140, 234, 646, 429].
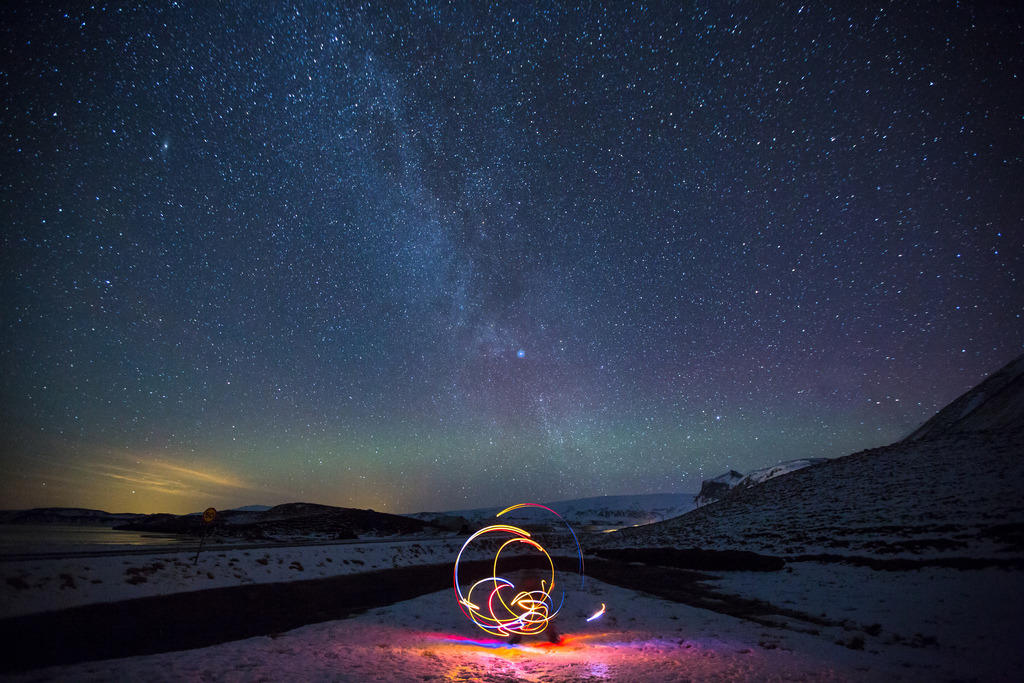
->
[453, 503, 588, 637]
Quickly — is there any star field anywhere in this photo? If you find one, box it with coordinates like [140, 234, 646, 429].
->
[2, 2, 1021, 514]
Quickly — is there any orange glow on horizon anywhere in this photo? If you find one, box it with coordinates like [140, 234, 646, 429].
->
[0, 443, 301, 514]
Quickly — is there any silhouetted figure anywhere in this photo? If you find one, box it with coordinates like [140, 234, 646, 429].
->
[506, 571, 561, 645]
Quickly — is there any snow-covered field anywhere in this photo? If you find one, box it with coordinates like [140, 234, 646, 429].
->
[711, 562, 1024, 681]
[1, 573, 953, 682]
[1, 538, 465, 619]
[3, 536, 1022, 680]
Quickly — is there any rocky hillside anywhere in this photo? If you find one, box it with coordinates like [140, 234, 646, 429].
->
[693, 470, 744, 507]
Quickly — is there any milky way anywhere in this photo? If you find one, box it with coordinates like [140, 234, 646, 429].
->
[2, 3, 1021, 513]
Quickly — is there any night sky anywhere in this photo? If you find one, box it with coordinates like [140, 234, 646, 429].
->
[2, 3, 1022, 515]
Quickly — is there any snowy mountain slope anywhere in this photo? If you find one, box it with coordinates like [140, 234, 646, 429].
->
[731, 458, 827, 492]
[412, 492, 697, 531]
[601, 355, 1024, 562]
[905, 352, 1024, 441]
[601, 431, 1024, 562]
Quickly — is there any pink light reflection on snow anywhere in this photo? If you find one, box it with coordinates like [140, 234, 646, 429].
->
[419, 632, 617, 680]
[366, 626, 763, 682]
[423, 631, 605, 651]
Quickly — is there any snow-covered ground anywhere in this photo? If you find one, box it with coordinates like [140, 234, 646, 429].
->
[710, 562, 1024, 681]
[1, 538, 466, 619]
[4, 537, 1022, 680]
[3, 574, 956, 682]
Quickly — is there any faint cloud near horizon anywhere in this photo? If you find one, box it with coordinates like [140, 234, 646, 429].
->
[0, 443, 297, 514]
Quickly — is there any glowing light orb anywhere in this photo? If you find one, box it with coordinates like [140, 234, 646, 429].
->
[453, 503, 588, 637]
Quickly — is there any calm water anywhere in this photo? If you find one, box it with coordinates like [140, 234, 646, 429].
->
[0, 524, 192, 554]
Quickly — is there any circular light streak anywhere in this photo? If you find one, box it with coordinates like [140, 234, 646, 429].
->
[453, 503, 586, 637]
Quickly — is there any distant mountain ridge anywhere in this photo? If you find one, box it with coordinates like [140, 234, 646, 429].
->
[116, 502, 440, 540]
[0, 508, 144, 526]
[1, 494, 697, 537]
[412, 493, 697, 531]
